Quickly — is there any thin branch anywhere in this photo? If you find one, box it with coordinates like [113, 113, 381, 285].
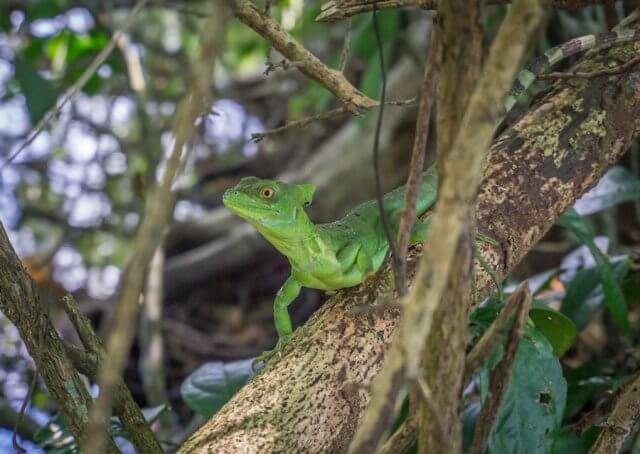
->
[340, 18, 352, 72]
[138, 248, 172, 430]
[227, 0, 376, 114]
[84, 3, 224, 452]
[470, 285, 532, 454]
[0, 399, 40, 444]
[589, 374, 640, 454]
[538, 54, 640, 80]
[12, 356, 39, 453]
[464, 283, 530, 384]
[371, 7, 399, 292]
[0, 0, 147, 170]
[395, 23, 440, 297]
[250, 98, 416, 141]
[348, 0, 548, 451]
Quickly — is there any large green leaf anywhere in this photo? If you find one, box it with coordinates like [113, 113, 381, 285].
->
[14, 58, 58, 123]
[483, 328, 567, 454]
[556, 209, 629, 334]
[181, 359, 253, 417]
[530, 305, 577, 357]
[574, 166, 640, 215]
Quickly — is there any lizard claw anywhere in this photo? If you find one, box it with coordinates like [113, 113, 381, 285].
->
[251, 335, 291, 372]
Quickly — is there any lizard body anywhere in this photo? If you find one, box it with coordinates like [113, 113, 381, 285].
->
[223, 29, 639, 363]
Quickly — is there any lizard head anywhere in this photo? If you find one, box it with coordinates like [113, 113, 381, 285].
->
[222, 176, 316, 230]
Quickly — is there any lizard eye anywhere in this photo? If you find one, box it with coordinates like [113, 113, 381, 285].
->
[261, 187, 274, 199]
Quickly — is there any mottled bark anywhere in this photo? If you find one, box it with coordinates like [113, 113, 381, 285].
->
[418, 0, 482, 451]
[316, 0, 614, 22]
[589, 374, 640, 453]
[180, 37, 640, 454]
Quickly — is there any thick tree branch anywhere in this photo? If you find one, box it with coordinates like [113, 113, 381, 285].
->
[179, 21, 640, 454]
[416, 1, 482, 450]
[316, 0, 613, 22]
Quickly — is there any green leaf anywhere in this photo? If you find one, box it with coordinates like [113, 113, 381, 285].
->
[462, 401, 481, 452]
[556, 209, 629, 334]
[181, 360, 253, 417]
[485, 328, 567, 454]
[530, 305, 577, 357]
[561, 258, 630, 330]
[14, 57, 58, 123]
[574, 166, 640, 215]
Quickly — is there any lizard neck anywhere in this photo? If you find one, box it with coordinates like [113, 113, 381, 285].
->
[254, 206, 322, 260]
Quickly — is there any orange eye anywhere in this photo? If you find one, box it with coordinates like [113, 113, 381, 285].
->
[261, 187, 274, 199]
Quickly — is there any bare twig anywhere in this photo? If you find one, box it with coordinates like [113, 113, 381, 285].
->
[395, 24, 440, 297]
[538, 54, 640, 80]
[470, 285, 532, 454]
[348, 1, 548, 451]
[12, 357, 39, 453]
[251, 98, 415, 141]
[589, 374, 640, 454]
[228, 0, 376, 114]
[60, 295, 163, 454]
[84, 3, 224, 452]
[0, 399, 40, 444]
[0, 0, 147, 170]
[371, 7, 399, 292]
[139, 248, 172, 430]
[464, 283, 530, 384]
[340, 18, 352, 72]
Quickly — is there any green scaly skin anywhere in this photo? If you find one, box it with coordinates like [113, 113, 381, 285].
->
[223, 28, 639, 366]
[223, 168, 437, 365]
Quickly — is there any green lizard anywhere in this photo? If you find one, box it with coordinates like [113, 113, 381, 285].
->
[223, 28, 640, 364]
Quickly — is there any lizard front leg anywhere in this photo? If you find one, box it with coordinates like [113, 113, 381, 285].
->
[253, 276, 301, 369]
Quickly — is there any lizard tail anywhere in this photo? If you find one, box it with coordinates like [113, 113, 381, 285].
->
[505, 28, 640, 113]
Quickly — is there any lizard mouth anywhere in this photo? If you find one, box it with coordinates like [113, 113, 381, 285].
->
[222, 194, 278, 218]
